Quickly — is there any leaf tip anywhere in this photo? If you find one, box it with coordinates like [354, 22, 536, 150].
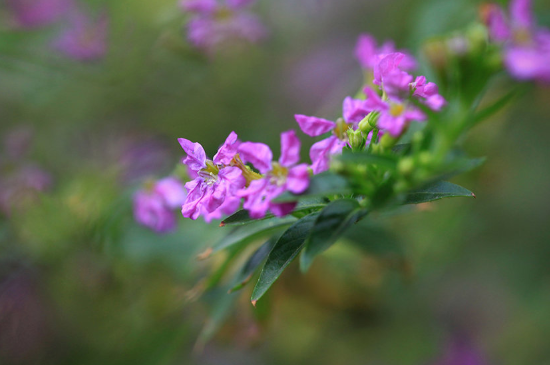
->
[196, 247, 213, 261]
[219, 221, 226, 227]
[251, 300, 258, 307]
[471, 192, 476, 199]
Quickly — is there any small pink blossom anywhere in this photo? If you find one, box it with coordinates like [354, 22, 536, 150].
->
[178, 132, 245, 221]
[364, 87, 426, 137]
[238, 131, 309, 218]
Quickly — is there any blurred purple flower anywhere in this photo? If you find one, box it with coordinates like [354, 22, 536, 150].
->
[430, 335, 488, 365]
[238, 130, 309, 218]
[133, 177, 187, 233]
[53, 7, 108, 62]
[178, 132, 245, 221]
[0, 163, 53, 216]
[373, 52, 446, 111]
[485, 0, 550, 83]
[5, 0, 72, 28]
[180, 0, 267, 53]
[355, 32, 417, 72]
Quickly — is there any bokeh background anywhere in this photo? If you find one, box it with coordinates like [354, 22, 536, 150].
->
[1, 0, 550, 364]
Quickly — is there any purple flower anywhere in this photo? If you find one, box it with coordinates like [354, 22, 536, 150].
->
[5, 0, 72, 28]
[355, 33, 417, 71]
[53, 7, 108, 62]
[364, 87, 425, 137]
[133, 177, 187, 233]
[411, 76, 447, 111]
[430, 335, 488, 365]
[485, 0, 550, 83]
[295, 97, 371, 174]
[181, 0, 267, 53]
[178, 132, 245, 221]
[372, 53, 446, 111]
[238, 130, 309, 218]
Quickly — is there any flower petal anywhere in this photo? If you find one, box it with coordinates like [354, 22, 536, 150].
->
[294, 114, 335, 137]
[343, 97, 371, 124]
[154, 177, 187, 209]
[286, 164, 310, 194]
[309, 136, 344, 174]
[279, 130, 301, 167]
[213, 131, 240, 165]
[178, 138, 207, 172]
[238, 142, 273, 174]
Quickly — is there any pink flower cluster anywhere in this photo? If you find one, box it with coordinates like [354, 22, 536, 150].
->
[485, 0, 550, 83]
[293, 34, 446, 174]
[180, 0, 267, 53]
[177, 130, 309, 222]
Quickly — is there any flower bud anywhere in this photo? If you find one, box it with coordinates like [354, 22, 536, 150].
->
[347, 129, 364, 151]
[358, 115, 372, 133]
[398, 157, 414, 176]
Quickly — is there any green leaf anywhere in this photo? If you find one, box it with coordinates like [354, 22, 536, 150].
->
[250, 212, 319, 304]
[220, 209, 275, 227]
[212, 216, 296, 254]
[300, 199, 368, 272]
[228, 237, 277, 293]
[273, 172, 350, 203]
[221, 197, 328, 227]
[337, 151, 398, 168]
[404, 181, 475, 204]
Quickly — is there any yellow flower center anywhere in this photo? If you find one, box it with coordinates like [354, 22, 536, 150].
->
[390, 103, 405, 117]
[333, 118, 352, 141]
[513, 28, 532, 45]
[269, 162, 289, 186]
[230, 154, 263, 187]
[216, 7, 234, 21]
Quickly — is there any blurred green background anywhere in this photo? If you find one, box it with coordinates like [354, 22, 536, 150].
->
[1, 0, 550, 364]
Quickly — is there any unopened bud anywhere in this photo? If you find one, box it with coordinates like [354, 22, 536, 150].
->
[358, 115, 373, 134]
[347, 129, 364, 151]
[398, 157, 415, 176]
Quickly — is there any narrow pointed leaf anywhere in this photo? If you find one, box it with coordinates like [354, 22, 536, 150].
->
[273, 172, 350, 203]
[251, 212, 319, 303]
[300, 199, 368, 272]
[212, 216, 296, 253]
[229, 237, 277, 293]
[404, 181, 475, 204]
